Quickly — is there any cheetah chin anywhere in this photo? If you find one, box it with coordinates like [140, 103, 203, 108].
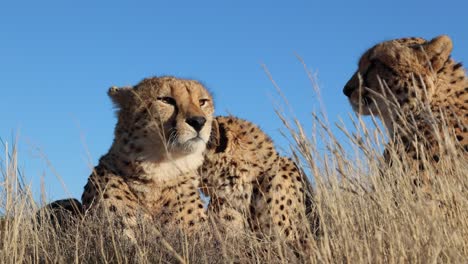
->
[172, 135, 207, 155]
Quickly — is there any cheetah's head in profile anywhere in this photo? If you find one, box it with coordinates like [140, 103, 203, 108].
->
[109, 76, 214, 161]
[343, 35, 453, 122]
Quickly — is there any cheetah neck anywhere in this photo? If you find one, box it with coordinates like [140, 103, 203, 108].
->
[387, 59, 468, 135]
[136, 152, 204, 183]
[432, 59, 468, 107]
[101, 144, 205, 186]
[387, 59, 468, 145]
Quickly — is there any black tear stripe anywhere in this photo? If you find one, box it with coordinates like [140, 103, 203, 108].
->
[169, 104, 179, 129]
[361, 60, 377, 89]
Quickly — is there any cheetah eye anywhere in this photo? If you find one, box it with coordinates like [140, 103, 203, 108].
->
[199, 99, 210, 107]
[157, 96, 176, 105]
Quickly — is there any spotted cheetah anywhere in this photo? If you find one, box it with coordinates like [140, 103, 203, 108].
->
[81, 76, 214, 239]
[200, 116, 315, 245]
[343, 35, 468, 188]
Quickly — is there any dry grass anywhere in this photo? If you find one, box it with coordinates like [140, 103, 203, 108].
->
[0, 81, 467, 263]
[279, 111, 468, 263]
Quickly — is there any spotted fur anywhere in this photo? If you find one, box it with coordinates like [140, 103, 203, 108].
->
[200, 116, 315, 246]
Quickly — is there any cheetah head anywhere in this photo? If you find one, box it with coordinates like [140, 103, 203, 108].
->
[343, 35, 453, 126]
[109, 76, 214, 162]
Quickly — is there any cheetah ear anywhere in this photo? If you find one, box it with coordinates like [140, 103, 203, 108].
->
[422, 35, 453, 71]
[207, 118, 220, 149]
[108, 86, 134, 109]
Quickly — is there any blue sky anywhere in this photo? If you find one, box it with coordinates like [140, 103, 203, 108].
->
[1, 0, 467, 201]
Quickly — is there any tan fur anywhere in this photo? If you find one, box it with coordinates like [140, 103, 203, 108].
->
[81, 76, 214, 238]
[200, 116, 315, 247]
[343, 35, 468, 188]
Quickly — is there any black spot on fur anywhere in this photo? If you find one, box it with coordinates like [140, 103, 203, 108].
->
[109, 205, 117, 212]
[135, 146, 143, 153]
[453, 63, 463, 70]
[223, 214, 235, 221]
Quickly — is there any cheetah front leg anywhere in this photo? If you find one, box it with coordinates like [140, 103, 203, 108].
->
[82, 174, 150, 242]
[252, 158, 315, 251]
[207, 193, 251, 235]
[155, 175, 208, 233]
[202, 171, 254, 236]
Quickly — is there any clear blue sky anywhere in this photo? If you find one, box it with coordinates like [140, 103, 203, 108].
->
[1, 0, 467, 202]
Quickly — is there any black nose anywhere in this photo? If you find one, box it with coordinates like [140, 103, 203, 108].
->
[343, 84, 355, 97]
[186, 116, 206, 132]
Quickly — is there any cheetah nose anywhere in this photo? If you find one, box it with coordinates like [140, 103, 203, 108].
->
[186, 116, 206, 132]
[343, 84, 355, 97]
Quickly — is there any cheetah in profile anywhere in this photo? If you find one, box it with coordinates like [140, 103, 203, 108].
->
[343, 35, 468, 187]
[200, 116, 315, 244]
[81, 76, 214, 238]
